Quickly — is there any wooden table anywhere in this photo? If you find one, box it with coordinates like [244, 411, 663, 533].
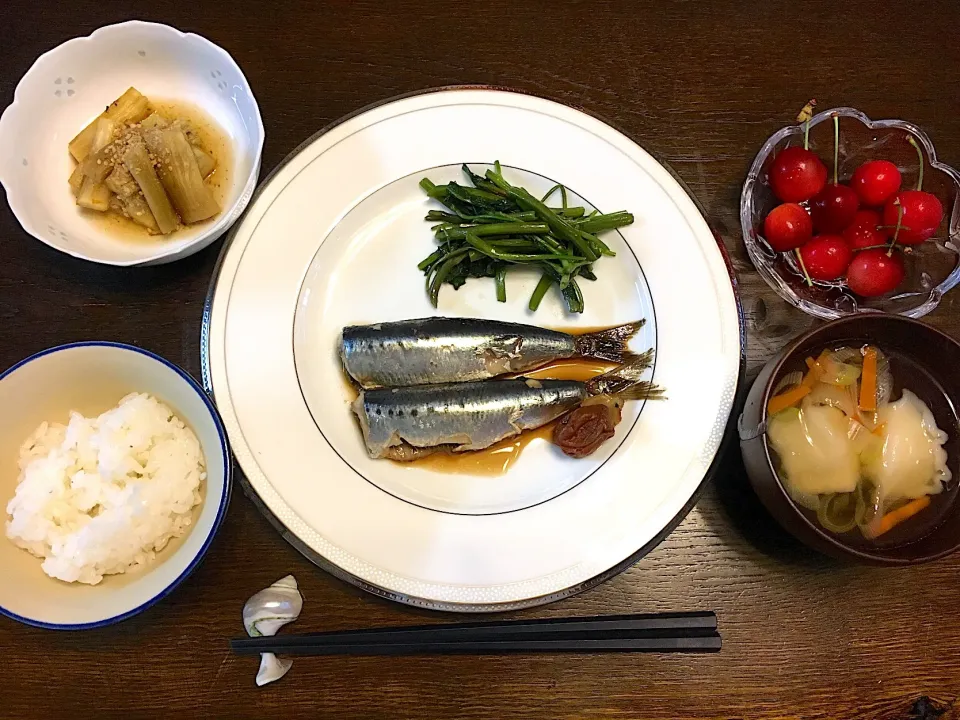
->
[2, 1, 959, 718]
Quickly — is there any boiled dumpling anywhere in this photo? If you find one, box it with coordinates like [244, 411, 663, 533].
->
[863, 390, 951, 502]
[767, 405, 861, 495]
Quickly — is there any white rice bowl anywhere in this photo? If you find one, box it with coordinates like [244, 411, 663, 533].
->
[6, 393, 205, 585]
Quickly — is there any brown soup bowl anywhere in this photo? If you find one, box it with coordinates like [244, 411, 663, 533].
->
[740, 315, 960, 565]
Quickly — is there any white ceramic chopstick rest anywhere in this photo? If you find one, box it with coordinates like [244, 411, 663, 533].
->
[242, 575, 303, 686]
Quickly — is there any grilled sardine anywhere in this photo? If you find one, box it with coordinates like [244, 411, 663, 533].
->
[340, 316, 645, 388]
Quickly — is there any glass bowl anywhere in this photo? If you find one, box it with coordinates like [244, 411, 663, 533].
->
[741, 107, 960, 319]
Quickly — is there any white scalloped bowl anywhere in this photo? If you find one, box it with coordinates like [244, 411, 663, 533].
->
[0, 21, 264, 266]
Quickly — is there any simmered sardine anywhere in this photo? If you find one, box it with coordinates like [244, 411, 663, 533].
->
[352, 352, 660, 460]
[340, 316, 645, 388]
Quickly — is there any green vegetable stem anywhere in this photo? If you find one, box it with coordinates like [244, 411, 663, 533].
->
[418, 162, 634, 313]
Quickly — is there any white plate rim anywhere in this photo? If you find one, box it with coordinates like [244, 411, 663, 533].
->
[201, 85, 746, 612]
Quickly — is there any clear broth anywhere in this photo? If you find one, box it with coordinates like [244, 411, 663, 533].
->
[770, 342, 960, 548]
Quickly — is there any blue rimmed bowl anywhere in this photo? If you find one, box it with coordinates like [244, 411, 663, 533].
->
[742, 107, 960, 319]
[0, 342, 231, 629]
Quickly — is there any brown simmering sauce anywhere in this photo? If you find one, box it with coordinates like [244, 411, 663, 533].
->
[82, 99, 233, 242]
[410, 359, 616, 475]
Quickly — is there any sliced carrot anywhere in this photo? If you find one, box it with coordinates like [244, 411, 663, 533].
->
[865, 496, 931, 539]
[801, 350, 832, 388]
[872, 422, 886, 436]
[767, 385, 812, 415]
[801, 361, 822, 389]
[860, 346, 878, 412]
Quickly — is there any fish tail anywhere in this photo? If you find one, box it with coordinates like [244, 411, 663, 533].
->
[574, 320, 646, 363]
[585, 349, 665, 400]
[612, 381, 667, 402]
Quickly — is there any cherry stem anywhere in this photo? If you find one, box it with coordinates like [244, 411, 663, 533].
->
[856, 244, 904, 253]
[795, 248, 813, 287]
[797, 99, 816, 150]
[832, 114, 839, 185]
[908, 135, 924, 191]
[887, 202, 904, 257]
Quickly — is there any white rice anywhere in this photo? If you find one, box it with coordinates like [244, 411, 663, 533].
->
[5, 393, 205, 585]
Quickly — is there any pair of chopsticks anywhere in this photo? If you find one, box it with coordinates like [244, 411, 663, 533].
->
[230, 611, 720, 656]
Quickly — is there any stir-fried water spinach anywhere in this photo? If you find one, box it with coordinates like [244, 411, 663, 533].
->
[418, 162, 634, 313]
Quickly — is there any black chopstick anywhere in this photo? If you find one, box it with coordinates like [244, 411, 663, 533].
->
[232, 610, 716, 651]
[231, 635, 721, 656]
[230, 612, 720, 656]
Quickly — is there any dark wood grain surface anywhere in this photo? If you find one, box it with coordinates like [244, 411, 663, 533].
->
[2, 1, 960, 718]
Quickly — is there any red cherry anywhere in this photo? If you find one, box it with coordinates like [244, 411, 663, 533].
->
[851, 160, 902, 206]
[763, 203, 813, 251]
[769, 147, 828, 203]
[809, 183, 860, 233]
[842, 209, 884, 250]
[798, 235, 853, 281]
[882, 190, 943, 245]
[846, 249, 905, 297]
[847, 208, 882, 229]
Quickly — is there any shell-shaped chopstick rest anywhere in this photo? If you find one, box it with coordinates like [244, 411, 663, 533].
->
[242, 575, 303, 686]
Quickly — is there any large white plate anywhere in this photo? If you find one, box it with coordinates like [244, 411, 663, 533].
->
[203, 88, 743, 610]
